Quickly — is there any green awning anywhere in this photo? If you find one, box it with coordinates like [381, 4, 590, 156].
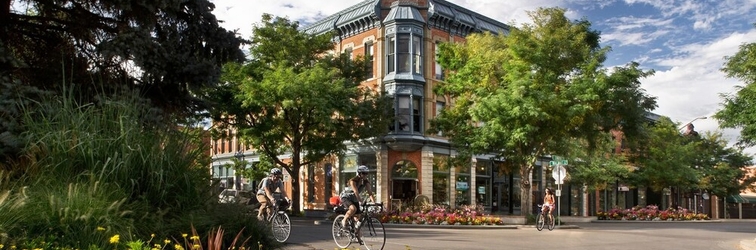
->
[727, 194, 750, 203]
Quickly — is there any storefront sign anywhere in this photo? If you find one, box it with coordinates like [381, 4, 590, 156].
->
[456, 182, 469, 191]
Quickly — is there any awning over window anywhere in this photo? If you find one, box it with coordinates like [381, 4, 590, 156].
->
[727, 194, 750, 203]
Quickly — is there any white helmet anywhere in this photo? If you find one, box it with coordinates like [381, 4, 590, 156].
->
[357, 165, 369, 174]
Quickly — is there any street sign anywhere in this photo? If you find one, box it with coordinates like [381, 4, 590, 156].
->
[552, 165, 567, 184]
[555, 189, 561, 197]
[549, 159, 568, 166]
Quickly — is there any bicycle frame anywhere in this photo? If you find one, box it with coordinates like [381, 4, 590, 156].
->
[332, 202, 385, 250]
[262, 199, 289, 222]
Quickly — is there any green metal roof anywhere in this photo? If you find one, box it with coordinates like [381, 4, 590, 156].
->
[383, 5, 425, 24]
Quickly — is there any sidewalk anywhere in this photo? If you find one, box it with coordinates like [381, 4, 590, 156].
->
[741, 238, 756, 250]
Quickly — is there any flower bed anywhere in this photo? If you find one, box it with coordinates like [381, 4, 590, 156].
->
[379, 204, 504, 226]
[596, 205, 709, 221]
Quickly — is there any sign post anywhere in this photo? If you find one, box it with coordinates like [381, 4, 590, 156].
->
[551, 160, 567, 226]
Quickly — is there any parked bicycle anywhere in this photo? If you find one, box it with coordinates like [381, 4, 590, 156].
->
[536, 204, 555, 231]
[256, 196, 291, 243]
[331, 201, 385, 250]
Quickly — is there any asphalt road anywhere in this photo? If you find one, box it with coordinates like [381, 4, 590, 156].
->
[279, 218, 756, 250]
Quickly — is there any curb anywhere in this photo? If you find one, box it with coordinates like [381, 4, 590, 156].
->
[311, 219, 579, 230]
[591, 219, 722, 223]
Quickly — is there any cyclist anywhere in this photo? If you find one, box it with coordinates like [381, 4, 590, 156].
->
[340, 165, 375, 231]
[542, 188, 555, 220]
[256, 168, 289, 221]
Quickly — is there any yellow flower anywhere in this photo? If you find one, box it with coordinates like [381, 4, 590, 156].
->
[96, 227, 106, 231]
[151, 234, 156, 238]
[190, 236, 199, 241]
[174, 244, 184, 250]
[192, 244, 200, 249]
[109, 235, 120, 244]
[164, 239, 171, 244]
[182, 233, 188, 238]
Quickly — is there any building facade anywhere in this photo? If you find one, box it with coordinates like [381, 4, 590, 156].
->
[210, 0, 656, 217]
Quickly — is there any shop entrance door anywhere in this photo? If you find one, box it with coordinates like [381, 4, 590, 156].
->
[392, 179, 417, 203]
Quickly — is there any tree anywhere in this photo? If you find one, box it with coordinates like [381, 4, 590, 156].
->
[629, 117, 700, 192]
[716, 26, 756, 148]
[1, 0, 245, 117]
[693, 131, 755, 198]
[432, 7, 657, 215]
[210, 14, 390, 213]
[563, 132, 630, 191]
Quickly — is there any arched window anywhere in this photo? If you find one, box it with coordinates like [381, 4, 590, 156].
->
[392, 160, 418, 179]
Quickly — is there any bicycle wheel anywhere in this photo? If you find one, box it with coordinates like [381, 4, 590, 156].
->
[547, 214, 555, 231]
[536, 213, 544, 231]
[271, 212, 291, 242]
[332, 214, 352, 248]
[361, 217, 385, 250]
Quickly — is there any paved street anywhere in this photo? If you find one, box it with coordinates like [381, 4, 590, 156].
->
[281, 219, 756, 250]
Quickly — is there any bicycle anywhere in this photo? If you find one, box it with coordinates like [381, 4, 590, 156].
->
[257, 197, 291, 243]
[331, 201, 385, 250]
[536, 204, 555, 231]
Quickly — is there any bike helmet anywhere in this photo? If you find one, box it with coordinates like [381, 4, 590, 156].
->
[270, 168, 283, 176]
[357, 165, 369, 174]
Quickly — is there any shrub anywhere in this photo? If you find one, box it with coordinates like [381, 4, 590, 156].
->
[380, 203, 504, 226]
[596, 205, 709, 221]
[0, 86, 279, 249]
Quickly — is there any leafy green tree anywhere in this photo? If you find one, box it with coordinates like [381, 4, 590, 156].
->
[693, 131, 755, 198]
[432, 7, 656, 215]
[210, 14, 390, 213]
[563, 132, 630, 191]
[715, 24, 756, 147]
[630, 117, 700, 192]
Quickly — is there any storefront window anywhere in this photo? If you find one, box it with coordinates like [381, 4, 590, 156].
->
[455, 162, 471, 206]
[339, 154, 377, 198]
[476, 159, 491, 206]
[433, 155, 451, 205]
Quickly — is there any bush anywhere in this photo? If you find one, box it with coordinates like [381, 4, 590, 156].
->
[380, 203, 504, 226]
[597, 205, 709, 221]
[0, 86, 279, 249]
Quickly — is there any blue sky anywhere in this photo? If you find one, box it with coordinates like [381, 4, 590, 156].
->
[212, 0, 756, 154]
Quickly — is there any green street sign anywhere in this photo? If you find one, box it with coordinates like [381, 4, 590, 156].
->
[561, 160, 568, 165]
[549, 161, 557, 166]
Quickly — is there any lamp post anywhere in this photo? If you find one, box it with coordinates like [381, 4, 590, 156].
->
[678, 116, 706, 211]
[679, 116, 707, 130]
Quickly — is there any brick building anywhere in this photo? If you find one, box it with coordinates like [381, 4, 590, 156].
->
[211, 0, 540, 213]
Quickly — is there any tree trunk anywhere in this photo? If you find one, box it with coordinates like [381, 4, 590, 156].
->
[290, 151, 302, 214]
[290, 167, 301, 214]
[520, 165, 533, 216]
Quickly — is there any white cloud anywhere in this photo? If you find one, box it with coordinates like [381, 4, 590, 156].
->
[641, 29, 756, 155]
